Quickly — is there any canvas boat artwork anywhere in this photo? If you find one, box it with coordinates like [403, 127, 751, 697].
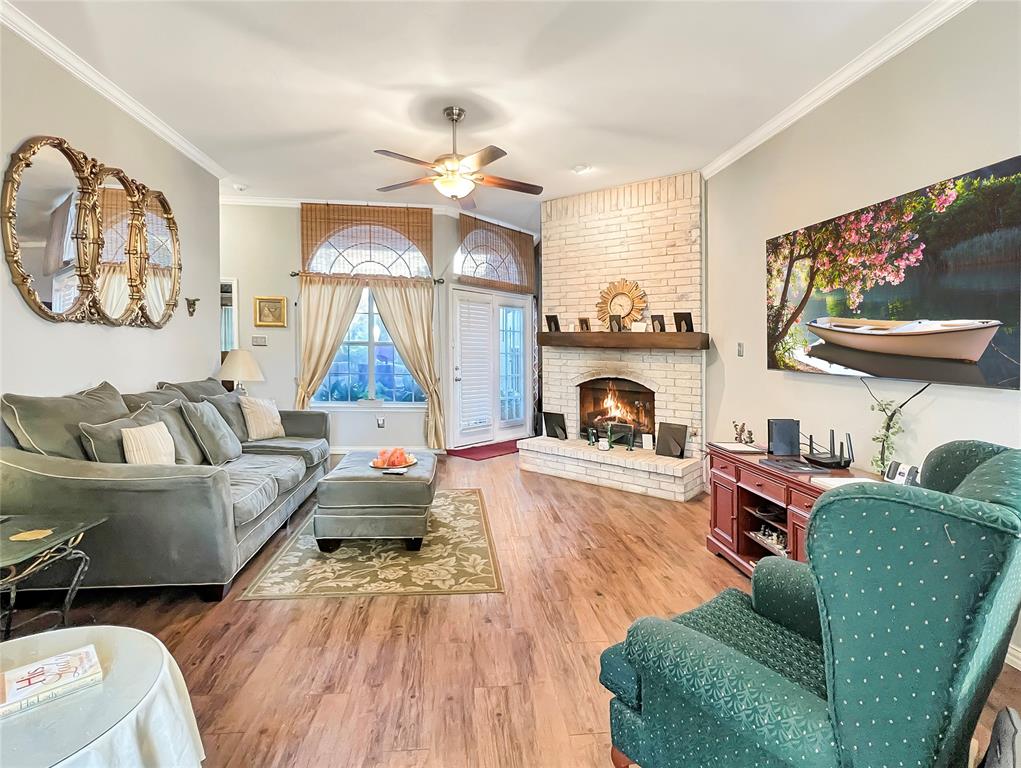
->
[766, 154, 1021, 390]
[806, 318, 1003, 362]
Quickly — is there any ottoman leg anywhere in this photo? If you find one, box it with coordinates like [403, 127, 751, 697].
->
[405, 537, 424, 552]
[317, 538, 343, 553]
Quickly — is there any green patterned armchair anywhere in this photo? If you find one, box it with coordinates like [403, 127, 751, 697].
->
[600, 441, 1021, 768]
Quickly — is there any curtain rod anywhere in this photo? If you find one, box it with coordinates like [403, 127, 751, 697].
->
[289, 270, 443, 284]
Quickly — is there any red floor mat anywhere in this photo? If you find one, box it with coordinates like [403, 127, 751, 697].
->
[446, 439, 520, 461]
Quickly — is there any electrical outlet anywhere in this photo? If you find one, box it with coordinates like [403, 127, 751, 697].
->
[737, 342, 745, 357]
[252, 335, 268, 347]
[376, 416, 385, 429]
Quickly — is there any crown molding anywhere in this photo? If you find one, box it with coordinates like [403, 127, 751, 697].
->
[1, 3, 230, 179]
[701, 0, 977, 179]
[220, 194, 540, 239]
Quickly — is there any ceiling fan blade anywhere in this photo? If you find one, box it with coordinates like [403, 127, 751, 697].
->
[460, 145, 507, 172]
[374, 149, 439, 171]
[457, 194, 477, 211]
[376, 177, 435, 193]
[475, 174, 543, 196]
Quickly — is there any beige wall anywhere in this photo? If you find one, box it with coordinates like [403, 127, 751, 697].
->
[219, 204, 459, 450]
[705, 2, 1021, 652]
[1, 29, 221, 395]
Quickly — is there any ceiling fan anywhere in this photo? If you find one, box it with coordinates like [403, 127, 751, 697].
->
[375, 106, 543, 210]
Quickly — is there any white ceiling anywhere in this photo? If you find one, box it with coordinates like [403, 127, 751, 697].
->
[12, 1, 929, 232]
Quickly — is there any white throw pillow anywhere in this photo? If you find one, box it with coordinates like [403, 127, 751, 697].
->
[239, 396, 285, 441]
[121, 421, 176, 465]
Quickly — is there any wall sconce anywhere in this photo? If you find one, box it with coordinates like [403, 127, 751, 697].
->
[185, 298, 200, 316]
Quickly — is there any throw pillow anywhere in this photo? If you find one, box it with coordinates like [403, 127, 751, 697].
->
[79, 404, 160, 463]
[122, 421, 176, 465]
[181, 400, 243, 465]
[149, 400, 208, 465]
[202, 390, 249, 441]
[239, 396, 285, 440]
[122, 389, 183, 411]
[1, 381, 129, 460]
[157, 377, 228, 402]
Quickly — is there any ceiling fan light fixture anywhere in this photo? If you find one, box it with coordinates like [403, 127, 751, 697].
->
[433, 173, 475, 200]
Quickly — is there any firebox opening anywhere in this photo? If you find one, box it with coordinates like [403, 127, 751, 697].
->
[578, 377, 655, 441]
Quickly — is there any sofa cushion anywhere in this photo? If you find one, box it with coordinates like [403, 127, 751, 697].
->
[225, 453, 305, 493]
[599, 643, 641, 710]
[149, 401, 207, 466]
[1, 381, 129, 460]
[79, 403, 160, 463]
[239, 396, 285, 441]
[226, 471, 278, 527]
[122, 421, 176, 466]
[181, 401, 243, 465]
[241, 436, 329, 468]
[158, 377, 228, 402]
[202, 391, 248, 441]
[122, 389, 183, 411]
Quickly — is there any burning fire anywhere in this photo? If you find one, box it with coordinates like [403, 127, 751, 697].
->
[601, 382, 641, 427]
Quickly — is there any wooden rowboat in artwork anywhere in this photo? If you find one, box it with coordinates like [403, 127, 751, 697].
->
[806, 317, 1002, 362]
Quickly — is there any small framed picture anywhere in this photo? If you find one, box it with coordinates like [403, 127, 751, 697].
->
[254, 296, 287, 327]
[656, 422, 689, 458]
[673, 311, 693, 333]
[651, 315, 666, 332]
[608, 314, 623, 333]
[543, 412, 568, 440]
[545, 314, 561, 332]
[578, 317, 591, 332]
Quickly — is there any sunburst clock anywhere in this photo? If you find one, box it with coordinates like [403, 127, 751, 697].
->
[596, 278, 647, 329]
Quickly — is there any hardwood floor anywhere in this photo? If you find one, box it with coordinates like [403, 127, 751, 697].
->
[43, 454, 1021, 766]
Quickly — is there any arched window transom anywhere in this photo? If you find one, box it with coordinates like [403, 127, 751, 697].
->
[309, 224, 430, 278]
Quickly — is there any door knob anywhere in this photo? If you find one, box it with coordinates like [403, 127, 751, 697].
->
[454, 376, 462, 382]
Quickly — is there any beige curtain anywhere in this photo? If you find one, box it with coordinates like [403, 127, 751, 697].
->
[144, 266, 174, 315]
[295, 274, 363, 410]
[370, 277, 446, 450]
[97, 263, 130, 317]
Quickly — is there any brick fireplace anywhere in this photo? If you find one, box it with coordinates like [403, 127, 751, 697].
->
[518, 172, 706, 502]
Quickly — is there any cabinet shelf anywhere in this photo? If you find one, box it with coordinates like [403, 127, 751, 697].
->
[743, 505, 787, 532]
[745, 530, 789, 559]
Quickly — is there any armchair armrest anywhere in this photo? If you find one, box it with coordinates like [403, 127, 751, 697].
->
[0, 447, 237, 588]
[623, 616, 836, 767]
[279, 409, 330, 440]
[751, 557, 822, 643]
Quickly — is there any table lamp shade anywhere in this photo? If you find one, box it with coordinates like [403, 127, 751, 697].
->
[217, 349, 265, 382]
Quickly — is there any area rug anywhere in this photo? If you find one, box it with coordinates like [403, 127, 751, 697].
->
[240, 489, 502, 600]
[445, 439, 519, 461]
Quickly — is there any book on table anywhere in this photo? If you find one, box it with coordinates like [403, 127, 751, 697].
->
[1, 644, 103, 718]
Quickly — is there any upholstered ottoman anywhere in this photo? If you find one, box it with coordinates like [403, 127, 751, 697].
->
[313, 451, 437, 552]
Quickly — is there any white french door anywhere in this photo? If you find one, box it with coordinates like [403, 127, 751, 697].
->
[451, 288, 533, 448]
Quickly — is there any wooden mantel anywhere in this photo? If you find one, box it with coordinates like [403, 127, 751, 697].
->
[538, 331, 710, 350]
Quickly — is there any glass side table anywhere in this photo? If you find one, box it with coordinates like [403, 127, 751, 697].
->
[0, 514, 107, 640]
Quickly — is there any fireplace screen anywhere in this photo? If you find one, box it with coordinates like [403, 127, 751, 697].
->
[578, 377, 655, 439]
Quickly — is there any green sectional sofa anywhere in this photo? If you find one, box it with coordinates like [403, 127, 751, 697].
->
[0, 378, 330, 599]
[601, 440, 1021, 768]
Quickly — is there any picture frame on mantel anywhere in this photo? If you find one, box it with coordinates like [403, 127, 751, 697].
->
[608, 314, 623, 333]
[673, 312, 693, 333]
[545, 314, 561, 333]
[578, 317, 591, 332]
[651, 315, 666, 332]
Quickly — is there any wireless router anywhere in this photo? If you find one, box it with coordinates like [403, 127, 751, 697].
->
[803, 429, 854, 470]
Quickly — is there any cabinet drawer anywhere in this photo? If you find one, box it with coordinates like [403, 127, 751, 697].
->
[739, 469, 786, 506]
[710, 455, 738, 481]
[788, 489, 817, 515]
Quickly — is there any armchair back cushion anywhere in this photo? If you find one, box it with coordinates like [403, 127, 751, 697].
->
[158, 377, 228, 402]
[1, 381, 128, 460]
[181, 401, 243, 465]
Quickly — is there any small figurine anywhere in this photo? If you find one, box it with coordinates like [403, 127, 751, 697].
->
[587, 428, 597, 446]
[732, 420, 755, 445]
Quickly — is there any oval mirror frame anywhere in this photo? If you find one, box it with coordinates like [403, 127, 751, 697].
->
[91, 166, 143, 326]
[1, 136, 98, 323]
[138, 187, 181, 328]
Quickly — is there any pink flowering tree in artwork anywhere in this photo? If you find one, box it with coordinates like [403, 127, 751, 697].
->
[766, 180, 957, 368]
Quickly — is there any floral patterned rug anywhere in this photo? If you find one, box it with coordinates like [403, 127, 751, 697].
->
[240, 489, 503, 599]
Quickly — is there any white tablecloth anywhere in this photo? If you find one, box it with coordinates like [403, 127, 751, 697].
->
[1, 625, 204, 767]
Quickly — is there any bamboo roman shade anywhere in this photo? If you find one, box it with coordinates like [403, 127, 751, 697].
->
[456, 214, 535, 294]
[301, 203, 433, 274]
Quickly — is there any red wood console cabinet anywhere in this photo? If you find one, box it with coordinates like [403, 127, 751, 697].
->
[706, 445, 876, 577]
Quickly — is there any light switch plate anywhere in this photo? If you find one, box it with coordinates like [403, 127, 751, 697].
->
[376, 416, 385, 429]
[737, 342, 745, 357]
[252, 335, 268, 347]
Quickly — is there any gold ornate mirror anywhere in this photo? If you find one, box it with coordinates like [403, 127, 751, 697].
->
[139, 188, 180, 328]
[1, 136, 96, 322]
[93, 167, 142, 325]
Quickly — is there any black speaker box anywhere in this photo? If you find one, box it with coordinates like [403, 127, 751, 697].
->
[768, 419, 800, 456]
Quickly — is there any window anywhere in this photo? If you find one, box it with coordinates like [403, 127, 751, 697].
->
[499, 306, 525, 423]
[308, 224, 430, 278]
[456, 228, 521, 284]
[312, 289, 426, 405]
